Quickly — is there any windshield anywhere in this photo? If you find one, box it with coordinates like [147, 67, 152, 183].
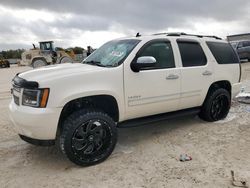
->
[83, 39, 140, 67]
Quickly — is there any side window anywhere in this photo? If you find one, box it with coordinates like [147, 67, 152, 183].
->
[243, 41, 250, 47]
[206, 42, 239, 64]
[40, 43, 51, 51]
[46, 43, 51, 50]
[177, 41, 207, 67]
[238, 42, 243, 48]
[138, 41, 175, 69]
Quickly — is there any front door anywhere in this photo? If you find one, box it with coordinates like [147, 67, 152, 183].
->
[124, 39, 181, 120]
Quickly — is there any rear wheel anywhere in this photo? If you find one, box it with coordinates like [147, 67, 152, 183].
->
[60, 109, 117, 166]
[1, 63, 6, 68]
[5, 60, 10, 68]
[199, 88, 231, 122]
[32, 59, 47, 68]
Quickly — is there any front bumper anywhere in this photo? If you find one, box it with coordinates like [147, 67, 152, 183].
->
[9, 99, 62, 140]
[232, 83, 242, 98]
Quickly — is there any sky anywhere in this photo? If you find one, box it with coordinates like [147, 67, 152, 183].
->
[0, 0, 249, 50]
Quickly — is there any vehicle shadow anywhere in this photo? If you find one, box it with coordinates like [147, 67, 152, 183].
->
[117, 114, 203, 145]
[22, 143, 73, 170]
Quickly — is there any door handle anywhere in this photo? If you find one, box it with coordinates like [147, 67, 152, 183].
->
[202, 70, 213, 76]
[166, 74, 179, 80]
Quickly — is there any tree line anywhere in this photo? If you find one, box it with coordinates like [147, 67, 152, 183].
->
[0, 49, 25, 59]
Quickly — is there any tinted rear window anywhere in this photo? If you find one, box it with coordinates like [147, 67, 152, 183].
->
[177, 42, 207, 67]
[206, 42, 239, 64]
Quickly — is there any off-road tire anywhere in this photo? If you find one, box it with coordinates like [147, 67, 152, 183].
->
[5, 60, 10, 68]
[59, 56, 73, 64]
[199, 88, 231, 122]
[32, 59, 47, 68]
[59, 109, 117, 166]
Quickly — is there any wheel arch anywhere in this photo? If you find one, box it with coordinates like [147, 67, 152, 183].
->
[56, 95, 120, 137]
[204, 80, 232, 103]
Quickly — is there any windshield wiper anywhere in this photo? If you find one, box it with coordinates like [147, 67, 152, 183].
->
[84, 60, 106, 67]
[84, 60, 115, 67]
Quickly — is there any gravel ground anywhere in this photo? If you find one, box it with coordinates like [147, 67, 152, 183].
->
[0, 65, 250, 188]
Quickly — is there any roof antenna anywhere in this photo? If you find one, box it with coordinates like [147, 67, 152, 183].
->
[136, 32, 141, 37]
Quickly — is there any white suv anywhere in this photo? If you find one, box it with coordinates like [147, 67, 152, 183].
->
[9, 33, 242, 166]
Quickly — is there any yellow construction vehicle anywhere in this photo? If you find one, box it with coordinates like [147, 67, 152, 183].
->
[20, 41, 75, 68]
[0, 53, 10, 68]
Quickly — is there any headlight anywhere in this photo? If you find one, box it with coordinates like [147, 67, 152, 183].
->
[22, 88, 49, 108]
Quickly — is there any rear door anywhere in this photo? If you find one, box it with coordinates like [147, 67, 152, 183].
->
[176, 39, 214, 109]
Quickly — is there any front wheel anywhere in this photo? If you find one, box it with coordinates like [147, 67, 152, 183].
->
[5, 60, 10, 68]
[32, 59, 47, 68]
[60, 109, 117, 166]
[59, 56, 73, 64]
[199, 88, 231, 122]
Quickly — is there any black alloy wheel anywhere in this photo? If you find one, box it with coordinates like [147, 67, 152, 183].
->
[72, 119, 112, 160]
[60, 110, 117, 166]
[199, 88, 231, 122]
[210, 94, 230, 121]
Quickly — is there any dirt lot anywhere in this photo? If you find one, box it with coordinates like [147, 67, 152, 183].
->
[1, 65, 250, 188]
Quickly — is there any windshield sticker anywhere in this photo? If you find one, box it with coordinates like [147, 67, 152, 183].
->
[110, 51, 125, 57]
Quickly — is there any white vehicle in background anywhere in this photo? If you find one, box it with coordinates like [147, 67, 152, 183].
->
[9, 32, 241, 166]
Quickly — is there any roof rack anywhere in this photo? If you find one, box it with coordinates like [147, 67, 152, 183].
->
[153, 32, 222, 40]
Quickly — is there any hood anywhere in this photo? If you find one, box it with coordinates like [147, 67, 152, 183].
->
[18, 63, 103, 83]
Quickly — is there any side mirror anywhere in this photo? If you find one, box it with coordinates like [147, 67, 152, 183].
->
[131, 56, 156, 72]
